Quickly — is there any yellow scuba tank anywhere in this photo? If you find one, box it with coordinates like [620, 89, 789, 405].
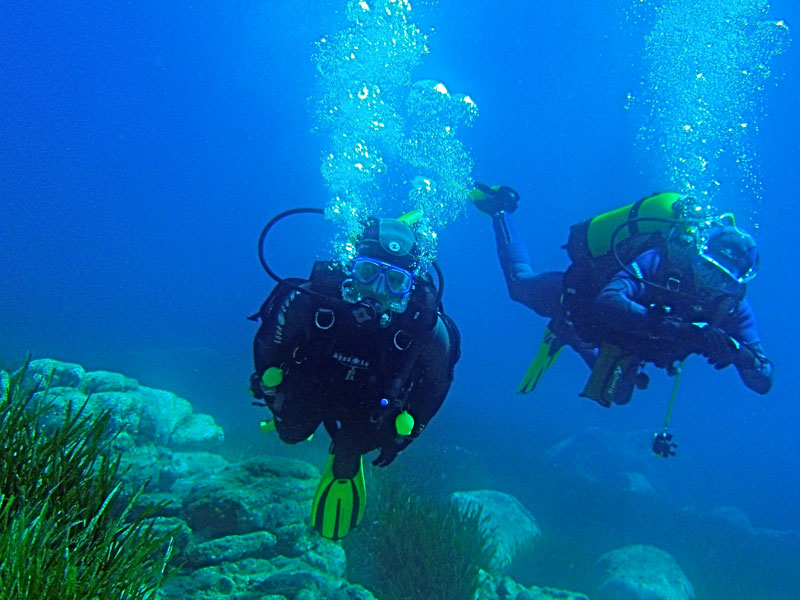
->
[562, 192, 700, 345]
[566, 192, 683, 262]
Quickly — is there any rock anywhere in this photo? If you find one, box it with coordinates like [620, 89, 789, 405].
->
[118, 445, 164, 494]
[138, 387, 194, 446]
[477, 572, 590, 600]
[236, 455, 320, 482]
[184, 531, 278, 568]
[160, 559, 270, 599]
[138, 491, 184, 519]
[253, 557, 348, 598]
[182, 456, 318, 539]
[16, 360, 224, 454]
[92, 390, 144, 437]
[83, 370, 139, 394]
[160, 557, 376, 600]
[592, 544, 695, 600]
[708, 505, 752, 532]
[20, 359, 85, 390]
[545, 427, 657, 492]
[696, 504, 800, 554]
[273, 523, 347, 578]
[31, 387, 90, 430]
[452, 490, 541, 574]
[145, 516, 193, 558]
[169, 413, 224, 450]
[624, 471, 656, 495]
[160, 451, 230, 493]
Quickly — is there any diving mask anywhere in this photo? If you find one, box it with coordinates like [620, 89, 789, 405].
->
[351, 256, 415, 295]
[692, 225, 759, 293]
[342, 256, 415, 314]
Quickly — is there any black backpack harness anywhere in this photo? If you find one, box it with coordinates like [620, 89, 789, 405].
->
[288, 261, 440, 430]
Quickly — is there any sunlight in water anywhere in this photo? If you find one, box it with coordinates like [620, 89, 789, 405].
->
[625, 0, 790, 222]
[313, 0, 478, 270]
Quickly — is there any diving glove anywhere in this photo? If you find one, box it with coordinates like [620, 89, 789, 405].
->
[653, 318, 696, 343]
[372, 444, 400, 467]
[372, 434, 413, 467]
[697, 326, 738, 369]
[471, 182, 519, 216]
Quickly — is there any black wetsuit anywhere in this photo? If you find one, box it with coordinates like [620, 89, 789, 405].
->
[250, 261, 460, 467]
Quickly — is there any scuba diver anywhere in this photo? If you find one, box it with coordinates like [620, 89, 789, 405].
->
[588, 221, 773, 397]
[472, 184, 773, 448]
[249, 210, 460, 539]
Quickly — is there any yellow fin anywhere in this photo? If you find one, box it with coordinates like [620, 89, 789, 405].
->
[517, 327, 564, 394]
[310, 454, 366, 540]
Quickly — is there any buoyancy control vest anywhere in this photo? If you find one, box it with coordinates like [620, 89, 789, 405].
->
[288, 261, 441, 427]
[560, 193, 744, 350]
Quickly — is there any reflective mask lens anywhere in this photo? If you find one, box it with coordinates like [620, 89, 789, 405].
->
[696, 243, 759, 285]
[351, 257, 414, 296]
[693, 254, 756, 297]
[693, 256, 738, 294]
[351, 258, 382, 284]
[385, 268, 414, 294]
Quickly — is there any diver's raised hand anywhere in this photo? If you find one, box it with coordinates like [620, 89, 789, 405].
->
[470, 182, 519, 216]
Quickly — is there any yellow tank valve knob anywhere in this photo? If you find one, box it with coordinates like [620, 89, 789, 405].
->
[259, 420, 276, 434]
[395, 411, 415, 436]
[261, 367, 283, 388]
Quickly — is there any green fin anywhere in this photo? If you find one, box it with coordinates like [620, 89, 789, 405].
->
[310, 454, 366, 540]
[517, 327, 564, 394]
[579, 342, 639, 407]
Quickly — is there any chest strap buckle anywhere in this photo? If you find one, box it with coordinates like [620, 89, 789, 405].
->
[666, 277, 681, 292]
[315, 308, 335, 330]
[393, 330, 413, 351]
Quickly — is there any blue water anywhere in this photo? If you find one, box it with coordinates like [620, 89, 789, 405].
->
[2, 0, 798, 596]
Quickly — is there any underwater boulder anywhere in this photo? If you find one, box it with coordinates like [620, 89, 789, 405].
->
[451, 489, 541, 574]
[591, 544, 695, 600]
[695, 504, 800, 557]
[31, 386, 92, 426]
[182, 455, 318, 539]
[92, 390, 144, 438]
[272, 522, 347, 578]
[145, 516, 193, 559]
[169, 412, 224, 450]
[477, 573, 590, 600]
[160, 555, 375, 600]
[14, 359, 224, 451]
[544, 426, 658, 492]
[137, 386, 194, 445]
[624, 471, 657, 495]
[708, 505, 753, 533]
[83, 369, 139, 393]
[183, 530, 278, 568]
[20, 358, 85, 389]
[160, 450, 230, 494]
